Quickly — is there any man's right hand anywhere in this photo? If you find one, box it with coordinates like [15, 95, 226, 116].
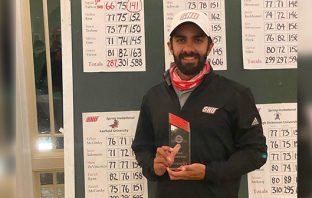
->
[153, 145, 181, 176]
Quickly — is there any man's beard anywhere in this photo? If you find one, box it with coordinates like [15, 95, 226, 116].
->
[173, 51, 208, 76]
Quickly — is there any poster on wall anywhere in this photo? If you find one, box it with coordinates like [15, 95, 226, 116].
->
[248, 103, 297, 198]
[163, 0, 227, 71]
[242, 0, 298, 69]
[82, 0, 146, 72]
[83, 111, 148, 198]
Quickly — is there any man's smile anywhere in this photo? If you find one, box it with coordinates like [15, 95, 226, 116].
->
[182, 56, 196, 60]
[181, 55, 199, 64]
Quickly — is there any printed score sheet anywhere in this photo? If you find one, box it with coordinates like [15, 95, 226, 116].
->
[242, 0, 298, 69]
[83, 111, 148, 198]
[248, 103, 297, 198]
[82, 0, 146, 72]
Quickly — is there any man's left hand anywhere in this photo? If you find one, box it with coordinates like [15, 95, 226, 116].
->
[167, 163, 206, 180]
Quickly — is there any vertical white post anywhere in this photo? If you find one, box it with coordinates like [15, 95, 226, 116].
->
[16, 0, 37, 196]
[42, 0, 56, 133]
[61, 0, 75, 197]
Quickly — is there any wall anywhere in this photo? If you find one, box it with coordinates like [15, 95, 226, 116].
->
[71, 0, 297, 197]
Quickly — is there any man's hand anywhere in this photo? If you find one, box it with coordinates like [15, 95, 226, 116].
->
[166, 144, 181, 165]
[167, 163, 206, 180]
[154, 146, 172, 176]
[154, 145, 181, 176]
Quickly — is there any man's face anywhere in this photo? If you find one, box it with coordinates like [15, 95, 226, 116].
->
[168, 22, 213, 76]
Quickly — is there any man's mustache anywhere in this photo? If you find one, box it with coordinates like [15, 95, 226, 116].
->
[179, 52, 200, 59]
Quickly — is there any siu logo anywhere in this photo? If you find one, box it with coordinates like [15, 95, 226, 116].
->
[109, 119, 119, 128]
[180, 12, 199, 20]
[202, 106, 218, 114]
[86, 116, 99, 122]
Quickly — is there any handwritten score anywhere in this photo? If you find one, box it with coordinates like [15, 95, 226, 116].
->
[242, 0, 298, 69]
[82, 0, 146, 72]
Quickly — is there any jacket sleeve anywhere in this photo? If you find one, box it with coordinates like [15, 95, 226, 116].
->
[204, 88, 268, 184]
[131, 95, 168, 181]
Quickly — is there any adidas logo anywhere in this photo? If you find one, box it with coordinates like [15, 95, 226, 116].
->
[251, 117, 259, 126]
[202, 106, 218, 114]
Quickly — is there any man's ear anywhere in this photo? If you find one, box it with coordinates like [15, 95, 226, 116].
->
[207, 43, 214, 55]
[167, 41, 173, 54]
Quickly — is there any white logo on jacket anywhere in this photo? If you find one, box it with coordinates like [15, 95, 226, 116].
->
[202, 106, 218, 114]
[251, 117, 260, 126]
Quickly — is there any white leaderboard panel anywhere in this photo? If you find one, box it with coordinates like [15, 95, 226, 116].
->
[242, 0, 298, 69]
[83, 111, 147, 198]
[82, 0, 146, 72]
[248, 103, 297, 198]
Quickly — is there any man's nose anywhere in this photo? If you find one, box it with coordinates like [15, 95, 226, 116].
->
[182, 41, 196, 53]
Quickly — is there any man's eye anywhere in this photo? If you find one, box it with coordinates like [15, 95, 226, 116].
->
[194, 39, 203, 43]
[176, 38, 185, 43]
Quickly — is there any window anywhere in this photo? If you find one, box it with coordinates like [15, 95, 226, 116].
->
[39, 171, 65, 198]
[29, 0, 64, 197]
[30, 0, 64, 151]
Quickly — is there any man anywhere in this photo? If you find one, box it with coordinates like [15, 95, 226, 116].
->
[132, 10, 267, 198]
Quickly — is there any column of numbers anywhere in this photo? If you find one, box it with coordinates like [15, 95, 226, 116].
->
[263, 0, 298, 65]
[104, 0, 144, 69]
[106, 135, 145, 197]
[268, 127, 297, 195]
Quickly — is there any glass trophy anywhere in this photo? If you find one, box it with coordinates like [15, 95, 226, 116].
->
[169, 113, 190, 168]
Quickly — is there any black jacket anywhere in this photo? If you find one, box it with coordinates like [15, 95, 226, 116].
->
[132, 69, 267, 198]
